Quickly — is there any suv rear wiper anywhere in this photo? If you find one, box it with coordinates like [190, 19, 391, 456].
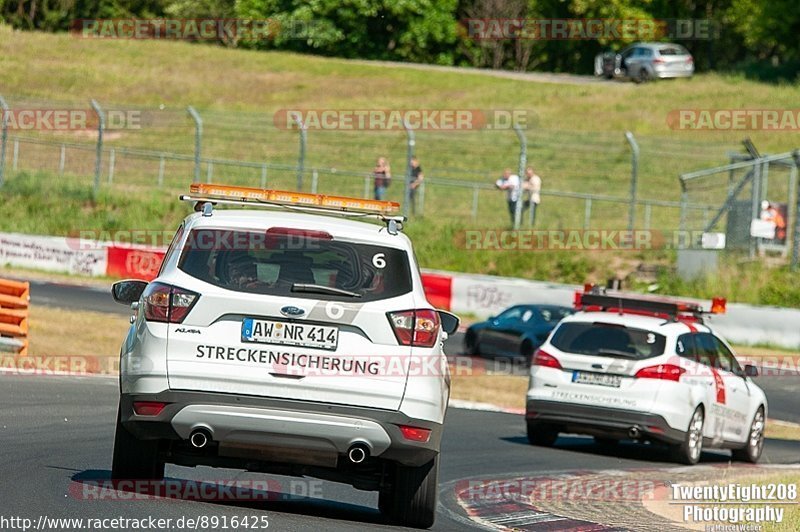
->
[291, 283, 362, 298]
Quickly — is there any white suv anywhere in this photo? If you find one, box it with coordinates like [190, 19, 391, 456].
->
[110, 185, 458, 529]
[526, 288, 767, 465]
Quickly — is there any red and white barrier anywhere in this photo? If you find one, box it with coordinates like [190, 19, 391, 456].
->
[0, 232, 108, 277]
[106, 245, 166, 280]
[3, 232, 799, 348]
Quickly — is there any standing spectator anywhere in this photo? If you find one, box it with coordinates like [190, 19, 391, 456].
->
[373, 157, 391, 200]
[495, 167, 521, 226]
[408, 156, 424, 216]
[523, 166, 542, 226]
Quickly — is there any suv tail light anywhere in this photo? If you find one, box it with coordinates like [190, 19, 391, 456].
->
[398, 425, 432, 443]
[653, 57, 665, 64]
[142, 282, 199, 324]
[531, 349, 562, 369]
[388, 309, 440, 347]
[133, 401, 168, 416]
[635, 364, 685, 382]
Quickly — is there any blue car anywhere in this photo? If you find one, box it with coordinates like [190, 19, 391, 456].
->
[464, 304, 573, 359]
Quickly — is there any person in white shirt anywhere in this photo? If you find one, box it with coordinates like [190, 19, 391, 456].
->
[495, 167, 521, 226]
[523, 166, 542, 226]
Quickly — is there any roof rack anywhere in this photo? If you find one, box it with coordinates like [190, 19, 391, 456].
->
[180, 183, 406, 234]
[574, 284, 726, 323]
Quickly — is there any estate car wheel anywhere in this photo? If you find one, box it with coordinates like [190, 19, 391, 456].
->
[520, 340, 535, 360]
[670, 406, 704, 465]
[111, 405, 165, 481]
[380, 456, 439, 529]
[732, 407, 765, 463]
[527, 422, 559, 447]
[465, 331, 480, 356]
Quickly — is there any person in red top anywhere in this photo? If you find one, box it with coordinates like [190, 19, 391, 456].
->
[760, 201, 787, 242]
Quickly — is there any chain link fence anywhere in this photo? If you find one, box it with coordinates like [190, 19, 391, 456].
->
[0, 94, 738, 232]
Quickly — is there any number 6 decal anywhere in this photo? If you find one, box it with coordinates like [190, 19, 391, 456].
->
[372, 253, 386, 268]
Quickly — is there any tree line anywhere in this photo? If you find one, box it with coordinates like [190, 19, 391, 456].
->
[2, 0, 797, 80]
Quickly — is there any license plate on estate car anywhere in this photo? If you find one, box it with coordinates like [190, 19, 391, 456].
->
[242, 318, 339, 351]
[572, 371, 622, 388]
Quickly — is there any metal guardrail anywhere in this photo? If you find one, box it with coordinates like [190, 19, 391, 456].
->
[0, 336, 25, 353]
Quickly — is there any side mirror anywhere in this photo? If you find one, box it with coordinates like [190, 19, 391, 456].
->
[744, 364, 759, 378]
[437, 310, 460, 335]
[112, 280, 148, 304]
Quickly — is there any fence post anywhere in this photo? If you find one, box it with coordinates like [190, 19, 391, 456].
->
[0, 95, 8, 187]
[290, 112, 306, 191]
[471, 185, 479, 222]
[749, 162, 762, 259]
[513, 124, 527, 229]
[363, 174, 370, 199]
[584, 198, 592, 229]
[644, 203, 652, 231]
[792, 151, 800, 270]
[403, 120, 415, 218]
[187, 106, 203, 184]
[311, 169, 319, 194]
[12, 139, 18, 171]
[59, 144, 66, 176]
[625, 131, 639, 232]
[108, 148, 115, 184]
[679, 186, 688, 233]
[418, 181, 426, 216]
[90, 99, 105, 196]
[206, 161, 213, 183]
[158, 154, 165, 186]
[260, 164, 267, 189]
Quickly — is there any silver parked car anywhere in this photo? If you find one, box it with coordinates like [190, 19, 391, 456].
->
[595, 42, 694, 82]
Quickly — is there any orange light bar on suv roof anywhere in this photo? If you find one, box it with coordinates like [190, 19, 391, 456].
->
[574, 287, 727, 319]
[189, 183, 400, 215]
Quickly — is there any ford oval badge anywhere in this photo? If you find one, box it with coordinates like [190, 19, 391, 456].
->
[281, 305, 306, 318]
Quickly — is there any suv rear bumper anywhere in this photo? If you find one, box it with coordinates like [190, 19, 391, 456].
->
[526, 399, 685, 444]
[120, 391, 442, 467]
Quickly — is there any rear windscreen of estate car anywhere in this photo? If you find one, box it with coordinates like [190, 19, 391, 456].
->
[550, 322, 666, 359]
[178, 228, 412, 302]
[658, 46, 689, 56]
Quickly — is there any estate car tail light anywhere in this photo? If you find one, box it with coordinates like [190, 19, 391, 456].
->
[635, 364, 686, 382]
[142, 282, 198, 324]
[398, 425, 432, 443]
[133, 401, 168, 416]
[531, 349, 562, 369]
[654, 57, 665, 64]
[388, 309, 440, 348]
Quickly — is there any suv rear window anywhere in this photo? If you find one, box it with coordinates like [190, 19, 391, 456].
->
[550, 322, 665, 359]
[659, 46, 688, 56]
[178, 228, 412, 302]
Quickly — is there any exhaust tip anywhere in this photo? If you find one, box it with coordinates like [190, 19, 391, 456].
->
[190, 429, 211, 449]
[347, 443, 369, 464]
[628, 426, 641, 439]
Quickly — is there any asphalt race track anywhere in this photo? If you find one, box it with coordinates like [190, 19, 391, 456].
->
[3, 280, 799, 531]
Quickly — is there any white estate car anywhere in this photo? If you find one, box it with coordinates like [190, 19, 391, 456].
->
[110, 184, 458, 529]
[526, 288, 767, 465]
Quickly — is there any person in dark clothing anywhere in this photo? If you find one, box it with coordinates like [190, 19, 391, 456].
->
[408, 156, 424, 215]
